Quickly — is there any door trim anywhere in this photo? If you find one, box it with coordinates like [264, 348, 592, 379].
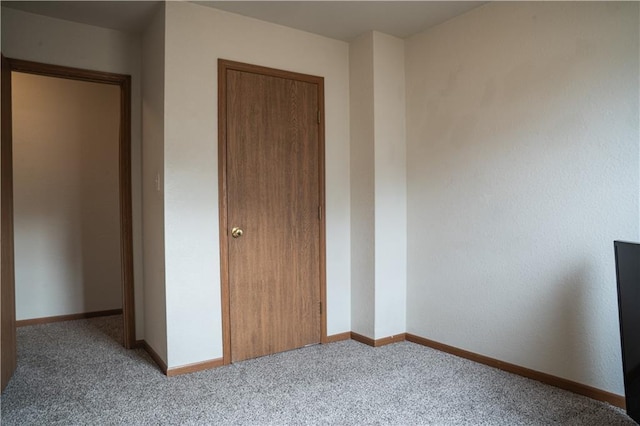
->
[3, 58, 136, 349]
[1, 54, 17, 392]
[218, 59, 327, 365]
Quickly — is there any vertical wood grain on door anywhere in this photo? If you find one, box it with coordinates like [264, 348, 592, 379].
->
[226, 67, 321, 362]
[1, 55, 17, 392]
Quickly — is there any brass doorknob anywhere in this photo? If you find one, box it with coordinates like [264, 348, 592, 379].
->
[231, 227, 244, 238]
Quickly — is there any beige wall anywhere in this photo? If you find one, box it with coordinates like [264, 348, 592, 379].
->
[163, 1, 351, 368]
[349, 32, 375, 338]
[405, 1, 639, 395]
[349, 31, 407, 340]
[141, 4, 167, 364]
[12, 72, 121, 319]
[372, 31, 407, 339]
[2, 6, 145, 337]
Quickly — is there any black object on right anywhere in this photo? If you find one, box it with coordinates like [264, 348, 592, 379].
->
[614, 240, 640, 424]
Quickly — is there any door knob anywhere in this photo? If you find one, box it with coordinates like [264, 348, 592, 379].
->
[231, 227, 244, 238]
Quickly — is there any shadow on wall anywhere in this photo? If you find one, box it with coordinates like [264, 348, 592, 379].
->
[12, 72, 122, 320]
[534, 263, 599, 385]
[78, 80, 122, 314]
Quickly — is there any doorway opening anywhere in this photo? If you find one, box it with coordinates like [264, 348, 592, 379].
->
[1, 58, 135, 390]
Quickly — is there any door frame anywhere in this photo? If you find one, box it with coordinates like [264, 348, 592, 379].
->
[1, 54, 16, 392]
[1, 58, 136, 349]
[218, 59, 327, 364]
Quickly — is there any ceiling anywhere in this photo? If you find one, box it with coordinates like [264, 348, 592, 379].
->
[2, 1, 486, 40]
[2, 1, 162, 34]
[198, 2, 485, 41]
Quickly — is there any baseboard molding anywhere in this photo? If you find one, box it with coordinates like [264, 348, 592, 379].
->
[136, 339, 222, 377]
[140, 340, 168, 375]
[126, 329, 625, 408]
[16, 309, 123, 327]
[374, 333, 407, 347]
[350, 332, 375, 346]
[351, 332, 407, 347]
[167, 358, 225, 377]
[325, 332, 351, 343]
[405, 333, 626, 409]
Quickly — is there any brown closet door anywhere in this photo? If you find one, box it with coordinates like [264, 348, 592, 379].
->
[225, 67, 321, 362]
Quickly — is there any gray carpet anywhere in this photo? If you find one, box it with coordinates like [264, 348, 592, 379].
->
[0, 316, 636, 425]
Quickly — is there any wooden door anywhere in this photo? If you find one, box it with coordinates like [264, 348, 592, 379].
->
[220, 60, 325, 363]
[1, 55, 17, 392]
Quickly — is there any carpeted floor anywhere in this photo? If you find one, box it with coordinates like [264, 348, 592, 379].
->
[0, 315, 636, 425]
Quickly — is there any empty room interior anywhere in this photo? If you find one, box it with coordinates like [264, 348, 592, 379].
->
[1, 0, 639, 424]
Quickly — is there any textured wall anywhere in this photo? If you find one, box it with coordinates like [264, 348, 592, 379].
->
[350, 31, 408, 339]
[372, 32, 407, 339]
[141, 5, 167, 364]
[163, 1, 351, 367]
[13, 73, 121, 319]
[349, 32, 376, 338]
[405, 2, 639, 394]
[2, 7, 145, 337]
